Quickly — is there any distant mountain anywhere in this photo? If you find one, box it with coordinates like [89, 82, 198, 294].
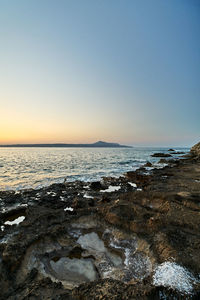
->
[0, 141, 131, 148]
[91, 141, 131, 148]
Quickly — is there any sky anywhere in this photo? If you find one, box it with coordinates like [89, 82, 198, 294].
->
[0, 0, 199, 147]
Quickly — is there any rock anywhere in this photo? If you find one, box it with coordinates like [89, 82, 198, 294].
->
[144, 161, 152, 167]
[158, 158, 168, 164]
[151, 153, 172, 158]
[90, 181, 103, 190]
[73, 197, 86, 209]
[168, 148, 175, 152]
[126, 171, 151, 187]
[170, 151, 185, 155]
[190, 141, 200, 158]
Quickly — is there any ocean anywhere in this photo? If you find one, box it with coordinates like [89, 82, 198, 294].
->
[0, 147, 189, 191]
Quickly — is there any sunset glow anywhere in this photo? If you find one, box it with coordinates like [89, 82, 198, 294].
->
[0, 1, 199, 146]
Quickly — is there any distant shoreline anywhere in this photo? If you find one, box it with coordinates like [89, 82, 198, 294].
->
[0, 141, 131, 148]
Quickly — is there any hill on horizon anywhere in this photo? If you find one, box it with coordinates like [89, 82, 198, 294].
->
[0, 141, 132, 148]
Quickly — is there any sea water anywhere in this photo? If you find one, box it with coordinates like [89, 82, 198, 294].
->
[0, 147, 189, 190]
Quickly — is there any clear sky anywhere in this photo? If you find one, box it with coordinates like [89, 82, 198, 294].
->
[0, 0, 199, 146]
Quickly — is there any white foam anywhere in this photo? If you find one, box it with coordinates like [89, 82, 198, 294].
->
[100, 186, 121, 193]
[137, 188, 142, 191]
[153, 261, 197, 294]
[4, 216, 25, 226]
[154, 163, 168, 169]
[64, 207, 73, 212]
[1, 225, 5, 231]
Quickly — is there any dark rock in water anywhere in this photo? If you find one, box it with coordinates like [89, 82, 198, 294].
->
[151, 153, 172, 157]
[170, 151, 185, 155]
[158, 158, 168, 164]
[144, 161, 152, 167]
[168, 148, 175, 152]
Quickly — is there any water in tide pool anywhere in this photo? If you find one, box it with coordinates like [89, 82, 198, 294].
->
[0, 147, 189, 191]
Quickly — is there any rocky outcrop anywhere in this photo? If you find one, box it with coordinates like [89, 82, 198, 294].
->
[190, 141, 200, 158]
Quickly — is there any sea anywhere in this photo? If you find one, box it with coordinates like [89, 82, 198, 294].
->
[0, 147, 189, 191]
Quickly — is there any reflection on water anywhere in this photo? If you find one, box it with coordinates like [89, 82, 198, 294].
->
[0, 147, 188, 190]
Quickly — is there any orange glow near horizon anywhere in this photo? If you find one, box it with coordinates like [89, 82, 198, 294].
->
[0, 1, 199, 148]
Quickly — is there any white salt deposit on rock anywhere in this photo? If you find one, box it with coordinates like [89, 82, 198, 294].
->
[64, 207, 73, 211]
[100, 186, 121, 193]
[46, 191, 56, 196]
[4, 216, 25, 226]
[153, 261, 197, 294]
[128, 182, 137, 188]
[83, 194, 94, 199]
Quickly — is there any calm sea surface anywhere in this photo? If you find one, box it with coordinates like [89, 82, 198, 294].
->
[0, 147, 189, 190]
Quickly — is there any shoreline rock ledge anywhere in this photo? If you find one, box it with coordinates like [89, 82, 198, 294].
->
[0, 142, 200, 299]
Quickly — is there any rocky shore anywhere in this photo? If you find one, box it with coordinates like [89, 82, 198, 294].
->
[0, 142, 200, 299]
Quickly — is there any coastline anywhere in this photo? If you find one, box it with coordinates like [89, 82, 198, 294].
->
[0, 147, 189, 191]
[0, 145, 200, 299]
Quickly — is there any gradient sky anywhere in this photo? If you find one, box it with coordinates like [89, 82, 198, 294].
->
[0, 0, 199, 146]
